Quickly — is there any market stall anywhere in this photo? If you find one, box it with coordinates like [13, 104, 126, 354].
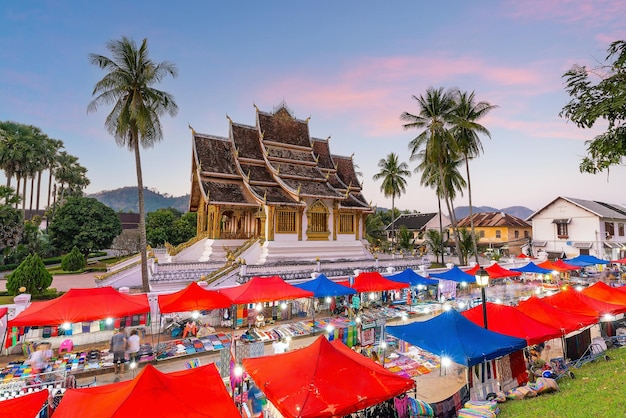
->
[53, 363, 240, 418]
[0, 389, 49, 418]
[242, 335, 415, 418]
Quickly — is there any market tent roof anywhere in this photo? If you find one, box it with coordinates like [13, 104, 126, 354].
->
[542, 287, 626, 317]
[386, 310, 526, 367]
[612, 257, 626, 264]
[350, 271, 409, 292]
[384, 269, 439, 286]
[0, 307, 7, 319]
[511, 262, 553, 275]
[537, 260, 573, 273]
[158, 282, 233, 314]
[8, 287, 149, 327]
[462, 302, 562, 345]
[219, 276, 314, 304]
[516, 253, 535, 259]
[582, 282, 626, 306]
[294, 274, 356, 298]
[242, 335, 414, 418]
[564, 255, 610, 266]
[429, 266, 477, 283]
[517, 295, 598, 335]
[54, 363, 240, 418]
[0, 389, 48, 418]
[465, 263, 522, 279]
[553, 260, 581, 271]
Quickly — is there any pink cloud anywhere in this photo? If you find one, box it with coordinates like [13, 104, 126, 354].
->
[503, 0, 626, 26]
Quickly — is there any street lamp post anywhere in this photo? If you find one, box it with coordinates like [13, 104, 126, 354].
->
[475, 267, 490, 329]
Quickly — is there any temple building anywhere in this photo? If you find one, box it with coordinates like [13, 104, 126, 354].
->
[178, 103, 373, 264]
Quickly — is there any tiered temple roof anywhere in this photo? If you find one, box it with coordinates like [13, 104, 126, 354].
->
[190, 103, 371, 211]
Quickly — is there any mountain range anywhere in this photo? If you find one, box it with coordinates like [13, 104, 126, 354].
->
[88, 187, 534, 220]
[87, 187, 189, 213]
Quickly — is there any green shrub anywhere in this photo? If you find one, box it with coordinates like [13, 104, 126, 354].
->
[61, 246, 86, 272]
[6, 253, 53, 296]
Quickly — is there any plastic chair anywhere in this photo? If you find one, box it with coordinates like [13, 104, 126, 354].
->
[58, 339, 74, 354]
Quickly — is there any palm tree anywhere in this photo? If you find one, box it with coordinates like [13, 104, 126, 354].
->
[372, 153, 411, 250]
[451, 90, 497, 264]
[402, 87, 465, 264]
[43, 139, 64, 212]
[88, 36, 178, 292]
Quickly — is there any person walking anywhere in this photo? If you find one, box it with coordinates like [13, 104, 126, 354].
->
[127, 329, 141, 363]
[110, 327, 127, 374]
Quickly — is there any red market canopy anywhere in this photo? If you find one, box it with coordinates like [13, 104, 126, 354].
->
[542, 287, 626, 318]
[462, 302, 561, 345]
[54, 363, 240, 418]
[8, 287, 149, 327]
[582, 282, 626, 306]
[0, 307, 7, 319]
[158, 282, 233, 314]
[612, 257, 626, 264]
[465, 263, 522, 279]
[0, 390, 48, 418]
[350, 271, 409, 293]
[516, 253, 534, 259]
[219, 276, 314, 304]
[553, 260, 581, 271]
[537, 260, 574, 273]
[517, 296, 598, 335]
[243, 335, 414, 418]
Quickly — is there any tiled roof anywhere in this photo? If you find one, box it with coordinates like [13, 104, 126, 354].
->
[341, 193, 370, 208]
[273, 163, 326, 180]
[326, 173, 348, 190]
[202, 181, 257, 205]
[334, 155, 361, 190]
[266, 146, 316, 163]
[456, 212, 530, 228]
[311, 138, 335, 170]
[232, 124, 264, 160]
[249, 185, 300, 205]
[195, 135, 240, 177]
[239, 163, 275, 183]
[283, 179, 344, 198]
[258, 107, 310, 148]
[386, 213, 438, 231]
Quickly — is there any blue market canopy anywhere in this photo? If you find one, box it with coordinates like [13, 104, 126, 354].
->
[385, 269, 438, 287]
[294, 274, 356, 298]
[428, 266, 476, 284]
[564, 254, 610, 266]
[511, 262, 552, 275]
[386, 310, 527, 367]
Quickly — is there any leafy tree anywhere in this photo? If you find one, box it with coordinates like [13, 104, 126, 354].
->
[171, 211, 197, 245]
[560, 40, 626, 175]
[61, 245, 86, 272]
[88, 36, 178, 292]
[457, 228, 479, 266]
[365, 212, 386, 249]
[0, 186, 23, 259]
[49, 196, 122, 255]
[424, 229, 445, 264]
[111, 229, 141, 257]
[397, 225, 414, 251]
[372, 153, 411, 250]
[146, 208, 176, 247]
[6, 253, 52, 296]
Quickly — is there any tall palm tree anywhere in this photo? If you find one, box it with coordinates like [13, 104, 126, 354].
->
[88, 36, 178, 292]
[451, 90, 497, 264]
[46, 139, 64, 209]
[372, 153, 411, 250]
[401, 87, 465, 264]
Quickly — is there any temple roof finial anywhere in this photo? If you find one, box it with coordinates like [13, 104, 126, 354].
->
[188, 123, 196, 135]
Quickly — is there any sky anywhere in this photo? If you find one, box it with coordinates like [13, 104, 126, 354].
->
[2, 1, 626, 214]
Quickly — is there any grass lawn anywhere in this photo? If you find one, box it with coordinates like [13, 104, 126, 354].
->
[498, 345, 626, 417]
[0, 295, 14, 304]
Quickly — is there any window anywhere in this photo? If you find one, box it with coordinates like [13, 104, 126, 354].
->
[605, 221, 615, 237]
[556, 223, 568, 238]
[524, 231, 529, 238]
[495, 230, 501, 239]
[514, 230, 519, 239]
[310, 212, 327, 233]
[339, 213, 354, 233]
[619, 223, 625, 237]
[276, 210, 296, 233]
[479, 230, 485, 238]
[306, 200, 330, 239]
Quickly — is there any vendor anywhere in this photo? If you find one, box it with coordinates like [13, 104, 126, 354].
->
[183, 320, 198, 338]
[27, 343, 52, 374]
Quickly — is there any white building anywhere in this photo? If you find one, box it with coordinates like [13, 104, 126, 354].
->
[527, 196, 626, 260]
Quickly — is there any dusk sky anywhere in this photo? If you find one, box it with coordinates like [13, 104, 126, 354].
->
[2, 1, 626, 214]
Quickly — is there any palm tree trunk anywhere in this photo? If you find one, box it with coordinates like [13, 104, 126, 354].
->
[22, 176, 27, 218]
[438, 197, 444, 265]
[29, 176, 35, 218]
[47, 168, 53, 209]
[465, 155, 480, 265]
[133, 137, 150, 292]
[444, 193, 463, 266]
[391, 194, 395, 251]
[15, 175, 21, 209]
[36, 170, 42, 212]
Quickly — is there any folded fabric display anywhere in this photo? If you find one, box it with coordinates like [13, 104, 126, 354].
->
[528, 377, 559, 394]
[457, 400, 500, 418]
[505, 385, 537, 400]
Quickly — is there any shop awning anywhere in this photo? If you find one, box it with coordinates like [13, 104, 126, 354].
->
[158, 282, 233, 314]
[572, 242, 593, 249]
[552, 218, 571, 224]
[219, 276, 314, 304]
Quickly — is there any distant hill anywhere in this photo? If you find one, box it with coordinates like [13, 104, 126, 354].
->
[87, 187, 189, 213]
[454, 205, 534, 220]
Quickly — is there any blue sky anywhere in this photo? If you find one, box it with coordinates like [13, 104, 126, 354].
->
[2, 1, 626, 213]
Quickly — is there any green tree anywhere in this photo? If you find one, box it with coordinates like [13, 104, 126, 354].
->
[365, 211, 386, 249]
[452, 90, 496, 264]
[6, 253, 52, 296]
[61, 246, 86, 272]
[49, 196, 122, 255]
[146, 208, 176, 247]
[560, 40, 626, 175]
[171, 211, 197, 245]
[372, 153, 411, 250]
[88, 36, 178, 292]
[0, 186, 23, 261]
[457, 227, 479, 266]
[397, 225, 414, 251]
[424, 229, 445, 264]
